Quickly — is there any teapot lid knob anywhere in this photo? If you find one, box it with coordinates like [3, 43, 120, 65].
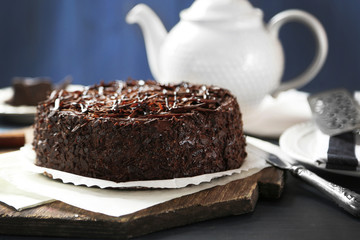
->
[180, 0, 262, 21]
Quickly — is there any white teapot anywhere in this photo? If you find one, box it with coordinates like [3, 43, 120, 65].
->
[126, 0, 328, 116]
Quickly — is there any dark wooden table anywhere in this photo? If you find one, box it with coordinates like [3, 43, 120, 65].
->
[133, 169, 360, 240]
[0, 124, 359, 240]
[1, 170, 359, 240]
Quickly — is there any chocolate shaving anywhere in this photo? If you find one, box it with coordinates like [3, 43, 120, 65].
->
[41, 80, 230, 119]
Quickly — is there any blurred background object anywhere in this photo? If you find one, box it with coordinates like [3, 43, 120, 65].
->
[0, 0, 359, 93]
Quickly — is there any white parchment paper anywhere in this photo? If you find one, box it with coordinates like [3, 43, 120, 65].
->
[0, 151, 54, 210]
[20, 144, 267, 189]
[0, 145, 269, 217]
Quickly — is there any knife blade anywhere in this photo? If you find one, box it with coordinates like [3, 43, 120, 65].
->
[246, 136, 360, 217]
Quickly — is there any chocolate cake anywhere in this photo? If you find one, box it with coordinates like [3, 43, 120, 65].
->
[7, 77, 52, 106]
[33, 80, 247, 182]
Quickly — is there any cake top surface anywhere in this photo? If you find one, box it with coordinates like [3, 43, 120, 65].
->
[42, 80, 232, 119]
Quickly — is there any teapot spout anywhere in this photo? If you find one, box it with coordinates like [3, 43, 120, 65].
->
[126, 4, 167, 80]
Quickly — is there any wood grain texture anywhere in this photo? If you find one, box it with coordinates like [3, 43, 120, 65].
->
[0, 129, 25, 148]
[0, 127, 32, 151]
[0, 167, 284, 239]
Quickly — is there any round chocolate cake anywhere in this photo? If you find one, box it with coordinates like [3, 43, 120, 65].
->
[33, 80, 247, 182]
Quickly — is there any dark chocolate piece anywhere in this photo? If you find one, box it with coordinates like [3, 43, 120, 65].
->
[33, 80, 247, 182]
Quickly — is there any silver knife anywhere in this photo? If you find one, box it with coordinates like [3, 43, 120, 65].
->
[246, 136, 360, 217]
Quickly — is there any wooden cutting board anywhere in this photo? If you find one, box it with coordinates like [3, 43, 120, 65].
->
[0, 167, 284, 239]
[0, 128, 26, 148]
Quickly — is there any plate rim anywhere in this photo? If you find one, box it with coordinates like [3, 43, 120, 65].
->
[0, 84, 85, 118]
[279, 121, 360, 177]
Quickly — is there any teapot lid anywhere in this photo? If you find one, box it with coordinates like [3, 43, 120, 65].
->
[180, 0, 262, 21]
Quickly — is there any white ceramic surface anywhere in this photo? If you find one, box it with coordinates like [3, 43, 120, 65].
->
[243, 89, 312, 138]
[0, 85, 84, 124]
[0, 87, 37, 124]
[126, 0, 328, 116]
[279, 121, 360, 177]
[245, 90, 360, 138]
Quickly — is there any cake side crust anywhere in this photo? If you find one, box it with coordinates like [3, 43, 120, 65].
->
[33, 81, 247, 182]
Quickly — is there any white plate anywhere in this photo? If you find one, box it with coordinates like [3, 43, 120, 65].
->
[279, 121, 360, 177]
[0, 87, 36, 125]
[243, 90, 312, 138]
[0, 85, 84, 125]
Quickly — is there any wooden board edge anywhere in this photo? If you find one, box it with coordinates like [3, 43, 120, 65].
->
[0, 167, 285, 239]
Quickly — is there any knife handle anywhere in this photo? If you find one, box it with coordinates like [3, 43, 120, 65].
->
[290, 165, 360, 217]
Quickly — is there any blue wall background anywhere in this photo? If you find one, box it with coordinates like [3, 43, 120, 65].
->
[0, 0, 359, 93]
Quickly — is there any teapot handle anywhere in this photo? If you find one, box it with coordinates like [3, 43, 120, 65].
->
[268, 10, 328, 97]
